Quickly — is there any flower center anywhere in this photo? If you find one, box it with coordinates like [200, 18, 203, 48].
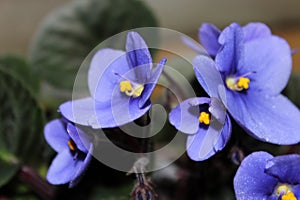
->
[68, 139, 77, 151]
[199, 111, 210, 125]
[275, 184, 297, 200]
[226, 76, 250, 91]
[119, 80, 144, 98]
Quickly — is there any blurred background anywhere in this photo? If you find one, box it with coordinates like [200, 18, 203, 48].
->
[0, 0, 300, 69]
[1, 0, 300, 70]
[1, 0, 300, 199]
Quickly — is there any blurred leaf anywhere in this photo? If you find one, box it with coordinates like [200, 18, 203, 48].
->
[0, 55, 39, 95]
[283, 72, 300, 108]
[0, 149, 20, 187]
[0, 65, 45, 186]
[29, 0, 157, 90]
[90, 184, 132, 200]
[0, 162, 19, 188]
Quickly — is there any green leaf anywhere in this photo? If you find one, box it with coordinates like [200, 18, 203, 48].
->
[90, 184, 132, 200]
[0, 66, 45, 187]
[0, 55, 40, 95]
[0, 149, 20, 187]
[29, 0, 157, 90]
[0, 161, 19, 188]
[283, 72, 300, 108]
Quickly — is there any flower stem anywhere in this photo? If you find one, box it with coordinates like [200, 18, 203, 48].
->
[134, 112, 151, 153]
[140, 112, 151, 153]
[18, 165, 56, 200]
[129, 112, 158, 199]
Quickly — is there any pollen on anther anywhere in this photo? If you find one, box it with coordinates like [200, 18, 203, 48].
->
[199, 112, 210, 125]
[237, 77, 250, 90]
[119, 80, 144, 98]
[282, 192, 297, 200]
[120, 80, 133, 92]
[68, 140, 77, 151]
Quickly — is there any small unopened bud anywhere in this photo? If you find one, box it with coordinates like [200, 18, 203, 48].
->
[130, 173, 157, 200]
[131, 184, 157, 200]
[229, 146, 245, 165]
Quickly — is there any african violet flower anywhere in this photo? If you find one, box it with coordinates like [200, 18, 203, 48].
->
[60, 32, 166, 128]
[193, 22, 300, 145]
[234, 151, 300, 200]
[183, 22, 272, 57]
[169, 60, 231, 161]
[44, 119, 93, 188]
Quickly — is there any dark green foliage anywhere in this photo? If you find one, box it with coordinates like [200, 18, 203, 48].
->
[0, 150, 19, 188]
[29, 0, 157, 90]
[0, 57, 45, 187]
[0, 55, 39, 95]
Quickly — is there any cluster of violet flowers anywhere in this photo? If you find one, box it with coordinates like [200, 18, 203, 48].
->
[44, 22, 300, 199]
[172, 22, 300, 199]
[45, 32, 166, 189]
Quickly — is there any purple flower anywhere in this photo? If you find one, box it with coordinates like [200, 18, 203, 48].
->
[184, 22, 272, 57]
[194, 23, 300, 145]
[44, 119, 93, 188]
[169, 59, 231, 161]
[59, 32, 166, 128]
[234, 151, 300, 200]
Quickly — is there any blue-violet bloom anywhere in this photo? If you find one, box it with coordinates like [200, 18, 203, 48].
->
[234, 151, 300, 200]
[59, 32, 166, 128]
[169, 59, 231, 161]
[183, 22, 272, 57]
[44, 119, 93, 188]
[193, 23, 300, 145]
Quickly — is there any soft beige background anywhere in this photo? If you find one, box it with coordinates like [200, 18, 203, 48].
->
[0, 0, 300, 70]
[144, 0, 300, 31]
[0, 0, 69, 55]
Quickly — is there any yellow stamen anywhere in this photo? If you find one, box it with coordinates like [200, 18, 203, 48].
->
[237, 77, 250, 90]
[131, 84, 144, 97]
[276, 184, 290, 196]
[282, 192, 297, 200]
[226, 77, 250, 91]
[120, 80, 133, 93]
[275, 184, 297, 200]
[199, 112, 210, 125]
[119, 80, 144, 98]
[68, 140, 76, 151]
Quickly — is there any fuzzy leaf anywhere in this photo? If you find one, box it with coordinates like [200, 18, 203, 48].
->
[0, 66, 45, 187]
[0, 149, 20, 187]
[90, 184, 132, 200]
[0, 55, 39, 95]
[29, 0, 157, 90]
